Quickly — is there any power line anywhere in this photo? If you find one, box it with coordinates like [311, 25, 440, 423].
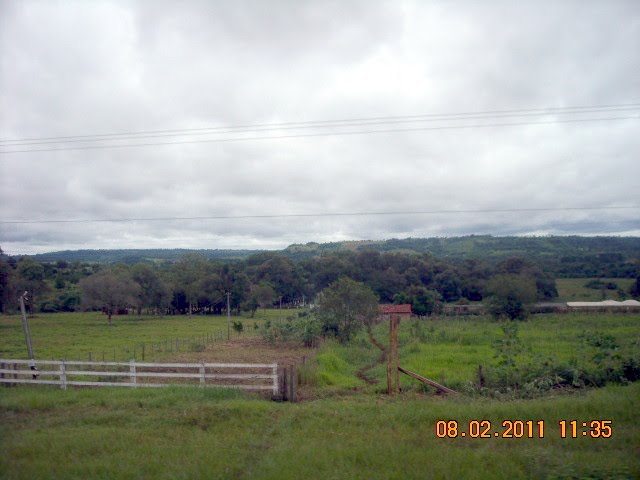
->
[0, 115, 637, 154]
[2, 105, 638, 147]
[1, 102, 638, 144]
[5, 219, 637, 245]
[1, 205, 637, 225]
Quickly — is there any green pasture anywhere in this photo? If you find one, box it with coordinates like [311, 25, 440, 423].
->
[0, 309, 293, 362]
[1, 383, 638, 479]
[556, 278, 635, 302]
[311, 313, 640, 393]
[0, 310, 639, 478]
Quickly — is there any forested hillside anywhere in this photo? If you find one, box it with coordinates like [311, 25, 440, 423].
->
[28, 248, 260, 264]
[25, 236, 640, 279]
[284, 236, 640, 277]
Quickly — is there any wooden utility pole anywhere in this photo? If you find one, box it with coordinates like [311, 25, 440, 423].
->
[387, 314, 400, 395]
[386, 318, 392, 394]
[226, 292, 231, 340]
[19, 291, 38, 377]
[19, 292, 34, 360]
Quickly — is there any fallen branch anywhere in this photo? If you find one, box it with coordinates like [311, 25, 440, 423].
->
[398, 366, 459, 395]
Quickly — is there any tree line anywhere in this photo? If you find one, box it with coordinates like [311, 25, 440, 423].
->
[24, 236, 640, 279]
[3, 245, 640, 318]
[0, 246, 558, 314]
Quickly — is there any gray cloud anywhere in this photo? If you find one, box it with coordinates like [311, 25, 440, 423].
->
[1, 0, 639, 255]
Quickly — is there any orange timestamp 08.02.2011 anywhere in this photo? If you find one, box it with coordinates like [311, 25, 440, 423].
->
[435, 420, 613, 439]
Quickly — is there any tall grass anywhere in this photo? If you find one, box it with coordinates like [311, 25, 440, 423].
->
[1, 384, 638, 479]
[311, 313, 640, 394]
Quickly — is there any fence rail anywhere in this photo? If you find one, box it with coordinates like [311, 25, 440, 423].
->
[0, 359, 278, 395]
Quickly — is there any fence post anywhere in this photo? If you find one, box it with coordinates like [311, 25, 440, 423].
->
[60, 360, 67, 390]
[272, 364, 278, 397]
[289, 366, 295, 403]
[200, 363, 205, 386]
[0, 362, 4, 387]
[130, 359, 137, 387]
[281, 367, 288, 401]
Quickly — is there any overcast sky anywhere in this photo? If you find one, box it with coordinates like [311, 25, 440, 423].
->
[1, 0, 639, 255]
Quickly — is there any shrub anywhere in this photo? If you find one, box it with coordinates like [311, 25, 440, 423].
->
[486, 274, 537, 321]
[316, 278, 379, 343]
[232, 320, 244, 335]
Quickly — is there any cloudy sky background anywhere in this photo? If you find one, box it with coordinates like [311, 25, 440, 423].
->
[1, 0, 639, 255]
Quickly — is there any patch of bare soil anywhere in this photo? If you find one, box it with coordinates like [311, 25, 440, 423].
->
[172, 336, 314, 368]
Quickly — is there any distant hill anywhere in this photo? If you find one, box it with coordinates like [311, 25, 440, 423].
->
[28, 248, 262, 264]
[23, 236, 640, 277]
[283, 236, 640, 277]
[284, 235, 640, 258]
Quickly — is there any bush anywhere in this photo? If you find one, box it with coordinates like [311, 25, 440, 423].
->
[486, 274, 537, 321]
[232, 320, 244, 335]
[394, 287, 443, 316]
[260, 314, 321, 346]
[316, 278, 378, 343]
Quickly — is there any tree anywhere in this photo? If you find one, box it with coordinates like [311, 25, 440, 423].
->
[316, 277, 379, 343]
[255, 254, 301, 303]
[131, 263, 169, 317]
[486, 274, 537, 321]
[394, 286, 442, 316]
[172, 254, 209, 315]
[252, 281, 276, 311]
[195, 272, 224, 313]
[433, 270, 463, 302]
[79, 270, 140, 325]
[15, 257, 49, 312]
[0, 248, 14, 313]
[629, 277, 640, 298]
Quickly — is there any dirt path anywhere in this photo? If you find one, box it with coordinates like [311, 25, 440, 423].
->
[356, 328, 387, 385]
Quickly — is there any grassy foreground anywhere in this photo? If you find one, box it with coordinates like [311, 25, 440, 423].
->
[1, 383, 638, 479]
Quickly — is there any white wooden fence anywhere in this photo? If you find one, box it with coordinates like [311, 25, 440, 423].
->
[0, 359, 279, 395]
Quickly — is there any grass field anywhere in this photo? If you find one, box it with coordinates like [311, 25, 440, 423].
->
[556, 278, 635, 302]
[310, 313, 640, 394]
[0, 309, 293, 362]
[1, 310, 639, 478]
[1, 383, 638, 479]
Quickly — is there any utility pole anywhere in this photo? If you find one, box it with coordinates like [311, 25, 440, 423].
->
[19, 292, 34, 360]
[19, 291, 37, 377]
[226, 291, 231, 340]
